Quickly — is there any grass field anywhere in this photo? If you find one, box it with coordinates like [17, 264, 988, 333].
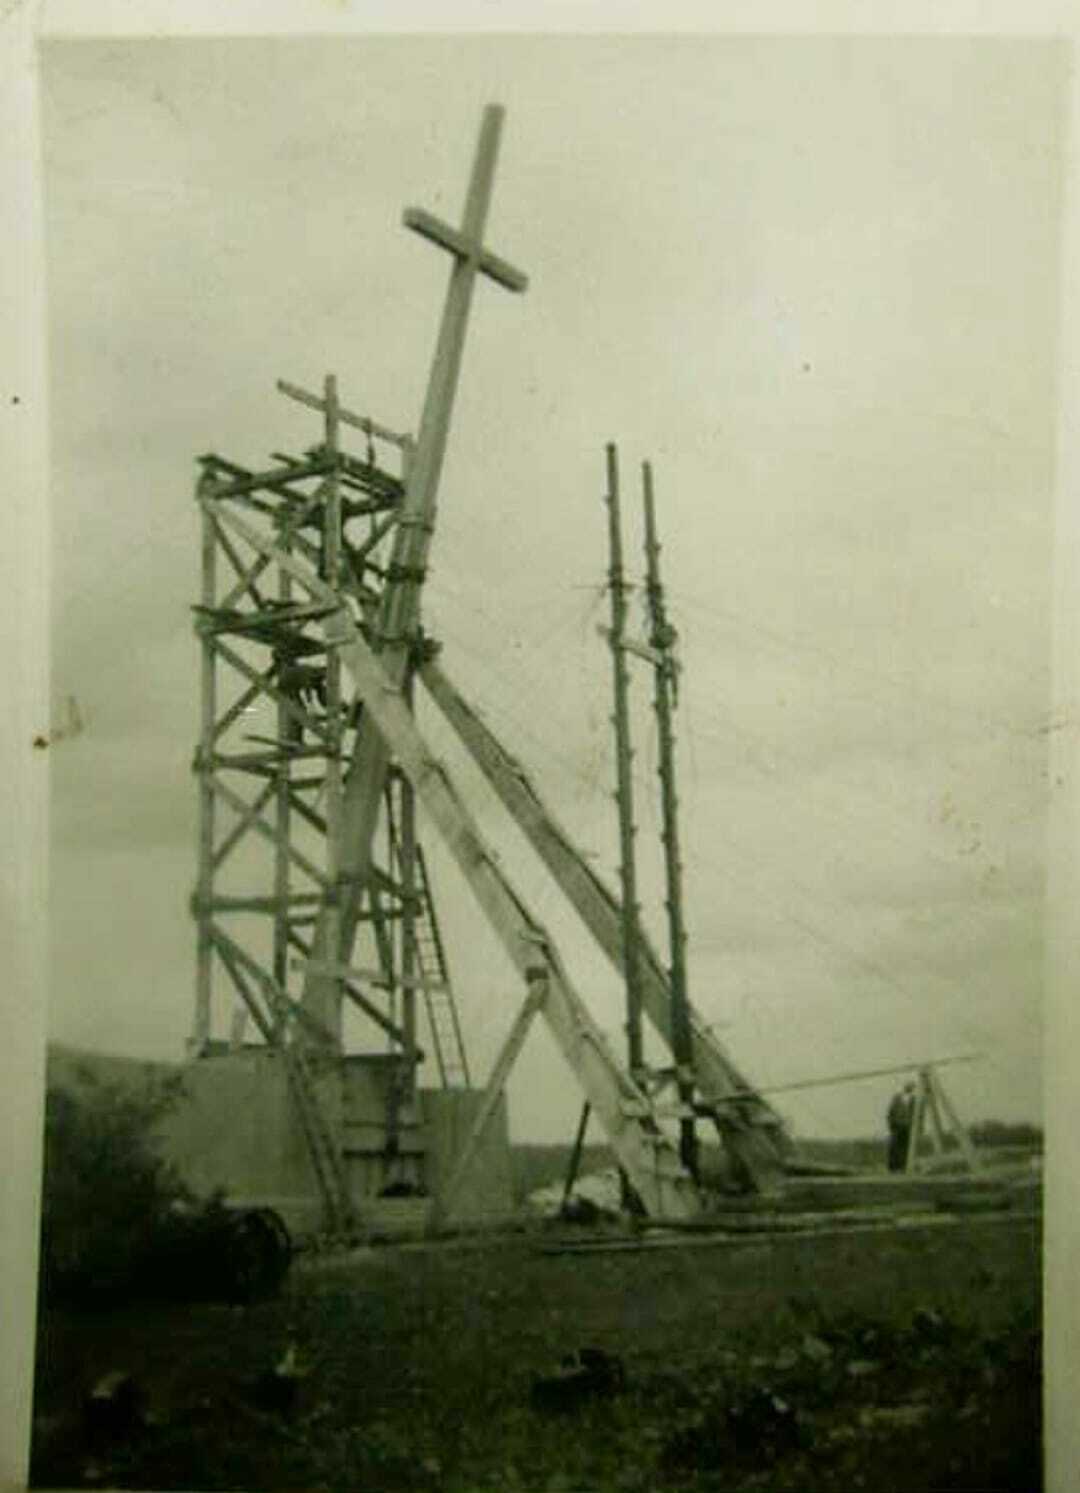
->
[30, 1210, 1041, 1492]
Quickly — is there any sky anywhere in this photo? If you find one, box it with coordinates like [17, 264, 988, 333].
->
[39, 33, 1064, 1142]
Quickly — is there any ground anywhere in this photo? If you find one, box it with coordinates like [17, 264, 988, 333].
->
[30, 1211, 1040, 1492]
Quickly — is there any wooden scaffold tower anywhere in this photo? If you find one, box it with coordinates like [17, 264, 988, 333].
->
[189, 104, 790, 1236]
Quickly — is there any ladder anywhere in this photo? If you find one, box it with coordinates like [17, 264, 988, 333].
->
[384, 778, 471, 1089]
[413, 844, 471, 1088]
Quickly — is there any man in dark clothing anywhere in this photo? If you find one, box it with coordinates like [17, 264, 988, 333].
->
[886, 1081, 917, 1172]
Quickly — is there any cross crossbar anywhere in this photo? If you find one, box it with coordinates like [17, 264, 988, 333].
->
[403, 207, 528, 293]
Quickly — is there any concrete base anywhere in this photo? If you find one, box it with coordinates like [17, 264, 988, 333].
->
[157, 1047, 514, 1239]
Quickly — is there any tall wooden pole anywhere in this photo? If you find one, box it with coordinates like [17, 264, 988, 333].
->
[561, 1101, 592, 1211]
[320, 374, 345, 1046]
[642, 461, 697, 1177]
[271, 497, 293, 1017]
[192, 477, 218, 1052]
[399, 676, 419, 1085]
[604, 443, 644, 1079]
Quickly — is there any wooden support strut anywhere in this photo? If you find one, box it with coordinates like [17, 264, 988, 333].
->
[427, 974, 548, 1233]
[905, 1064, 980, 1174]
[417, 659, 788, 1189]
[929, 1066, 980, 1171]
[327, 610, 700, 1219]
[277, 378, 412, 452]
[562, 1101, 593, 1211]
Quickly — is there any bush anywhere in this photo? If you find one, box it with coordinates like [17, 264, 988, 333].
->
[969, 1120, 1043, 1151]
[39, 1068, 191, 1303]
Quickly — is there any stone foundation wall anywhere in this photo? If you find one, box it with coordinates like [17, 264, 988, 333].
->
[154, 1049, 514, 1237]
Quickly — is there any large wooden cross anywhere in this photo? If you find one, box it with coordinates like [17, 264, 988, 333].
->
[300, 104, 528, 1041]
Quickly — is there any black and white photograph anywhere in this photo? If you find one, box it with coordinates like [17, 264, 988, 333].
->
[4, 16, 1069, 1492]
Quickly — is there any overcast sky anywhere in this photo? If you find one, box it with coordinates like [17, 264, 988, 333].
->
[40, 34, 1063, 1141]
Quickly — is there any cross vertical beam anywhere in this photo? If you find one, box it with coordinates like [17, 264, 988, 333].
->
[301, 104, 527, 1037]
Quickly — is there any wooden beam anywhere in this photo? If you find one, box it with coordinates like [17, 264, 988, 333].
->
[277, 377, 412, 451]
[286, 934, 415, 1050]
[561, 1101, 592, 1212]
[428, 976, 547, 1232]
[212, 924, 338, 1048]
[214, 639, 330, 744]
[212, 929, 278, 1044]
[197, 892, 324, 914]
[211, 775, 331, 890]
[403, 207, 528, 293]
[213, 516, 266, 610]
[216, 489, 325, 611]
[596, 623, 679, 673]
[603, 443, 645, 1079]
[212, 678, 266, 744]
[418, 660, 787, 1186]
[708, 1053, 985, 1102]
[352, 510, 399, 565]
[929, 1066, 980, 1171]
[203, 455, 330, 501]
[193, 488, 218, 1050]
[298, 957, 447, 993]
[207, 500, 333, 605]
[642, 459, 697, 1177]
[212, 778, 277, 869]
[327, 611, 700, 1221]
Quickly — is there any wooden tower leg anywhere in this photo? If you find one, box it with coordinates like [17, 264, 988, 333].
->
[192, 479, 218, 1053]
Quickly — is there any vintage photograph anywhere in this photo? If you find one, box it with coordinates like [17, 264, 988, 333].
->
[28, 32, 1054, 1490]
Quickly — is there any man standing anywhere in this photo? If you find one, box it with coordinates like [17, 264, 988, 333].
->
[886, 1081, 917, 1172]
